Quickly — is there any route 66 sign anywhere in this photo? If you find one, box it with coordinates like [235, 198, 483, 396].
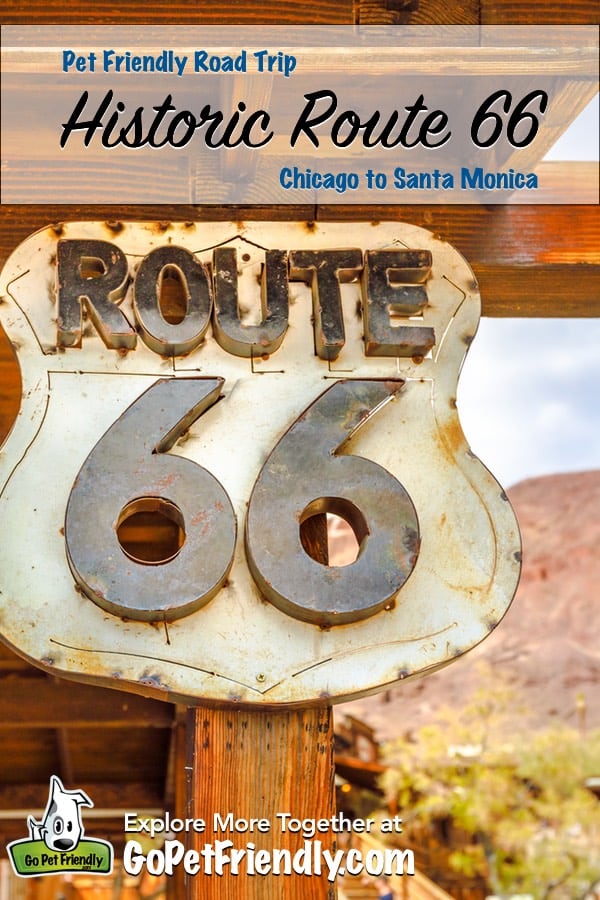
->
[0, 221, 521, 706]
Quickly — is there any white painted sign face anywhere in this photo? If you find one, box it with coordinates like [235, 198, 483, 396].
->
[0, 221, 521, 706]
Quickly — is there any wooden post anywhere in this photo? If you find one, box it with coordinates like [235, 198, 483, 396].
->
[186, 705, 337, 899]
[166, 714, 189, 900]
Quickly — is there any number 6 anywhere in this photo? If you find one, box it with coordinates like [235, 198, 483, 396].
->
[245, 380, 419, 626]
[65, 378, 236, 622]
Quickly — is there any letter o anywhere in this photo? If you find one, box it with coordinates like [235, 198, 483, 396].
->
[146, 848, 166, 876]
[365, 849, 385, 876]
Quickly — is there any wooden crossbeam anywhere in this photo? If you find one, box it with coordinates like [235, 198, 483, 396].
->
[1, 0, 356, 25]
[0, 205, 598, 318]
[0, 780, 164, 811]
[0, 678, 175, 728]
[2, 0, 599, 23]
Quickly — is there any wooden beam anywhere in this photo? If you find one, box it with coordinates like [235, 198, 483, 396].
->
[481, 0, 599, 24]
[0, 677, 175, 728]
[164, 709, 189, 811]
[334, 755, 386, 791]
[476, 264, 600, 317]
[4, 0, 599, 25]
[165, 713, 188, 900]
[318, 204, 600, 317]
[1, 205, 597, 319]
[1, 0, 355, 24]
[0, 643, 29, 672]
[0, 780, 164, 811]
[56, 728, 75, 785]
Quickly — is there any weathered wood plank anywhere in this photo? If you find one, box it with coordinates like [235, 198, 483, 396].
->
[187, 705, 336, 900]
[1, 0, 355, 24]
[7, 0, 598, 24]
[408, 0, 478, 24]
[165, 716, 188, 900]
[481, 0, 600, 24]
[0, 780, 164, 810]
[0, 678, 175, 727]
[0, 328, 21, 446]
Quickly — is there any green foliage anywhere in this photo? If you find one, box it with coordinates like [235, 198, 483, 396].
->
[379, 667, 600, 899]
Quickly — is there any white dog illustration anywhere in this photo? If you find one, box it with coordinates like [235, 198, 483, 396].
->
[28, 776, 93, 852]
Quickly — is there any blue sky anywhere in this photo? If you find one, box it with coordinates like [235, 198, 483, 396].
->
[458, 318, 600, 488]
[544, 95, 599, 161]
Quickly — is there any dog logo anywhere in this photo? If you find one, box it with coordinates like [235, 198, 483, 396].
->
[27, 776, 92, 852]
[7, 776, 113, 877]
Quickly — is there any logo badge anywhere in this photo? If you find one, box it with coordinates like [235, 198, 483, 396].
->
[7, 776, 113, 877]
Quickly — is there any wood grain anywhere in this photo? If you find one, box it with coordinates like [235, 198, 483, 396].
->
[481, 0, 599, 24]
[1, 0, 356, 25]
[0, 678, 174, 727]
[318, 203, 600, 316]
[2, 203, 597, 314]
[0, 327, 20, 445]
[5, 0, 598, 24]
[187, 705, 336, 899]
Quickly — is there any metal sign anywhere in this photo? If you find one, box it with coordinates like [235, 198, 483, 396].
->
[0, 221, 521, 706]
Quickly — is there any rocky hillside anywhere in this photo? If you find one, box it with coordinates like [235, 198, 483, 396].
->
[341, 470, 600, 741]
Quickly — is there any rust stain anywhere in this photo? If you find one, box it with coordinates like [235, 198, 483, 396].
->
[437, 413, 466, 463]
[104, 221, 124, 234]
[403, 528, 420, 559]
[155, 473, 178, 491]
[383, 379, 404, 395]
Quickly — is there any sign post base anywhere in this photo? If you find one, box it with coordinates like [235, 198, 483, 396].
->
[186, 705, 336, 899]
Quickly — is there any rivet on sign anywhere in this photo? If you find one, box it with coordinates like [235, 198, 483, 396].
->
[256, 673, 266, 683]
